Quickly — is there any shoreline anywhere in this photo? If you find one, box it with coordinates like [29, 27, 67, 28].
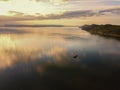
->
[80, 24, 120, 38]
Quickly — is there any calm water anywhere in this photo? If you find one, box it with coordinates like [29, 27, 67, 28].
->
[0, 27, 120, 90]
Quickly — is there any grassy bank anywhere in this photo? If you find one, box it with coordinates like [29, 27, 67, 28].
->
[80, 24, 120, 38]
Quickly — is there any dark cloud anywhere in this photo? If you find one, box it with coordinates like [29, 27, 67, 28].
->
[99, 8, 120, 14]
[8, 11, 25, 16]
[0, 15, 36, 21]
[0, 10, 96, 22]
[39, 8, 120, 19]
[0, 8, 120, 22]
[101, 1, 120, 5]
[41, 10, 95, 19]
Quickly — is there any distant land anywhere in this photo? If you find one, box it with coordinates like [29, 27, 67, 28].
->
[80, 24, 120, 38]
[5, 24, 65, 27]
[3, 24, 120, 38]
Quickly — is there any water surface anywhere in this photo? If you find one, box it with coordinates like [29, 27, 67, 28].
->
[0, 27, 120, 90]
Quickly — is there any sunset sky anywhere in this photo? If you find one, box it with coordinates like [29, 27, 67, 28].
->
[0, 0, 120, 26]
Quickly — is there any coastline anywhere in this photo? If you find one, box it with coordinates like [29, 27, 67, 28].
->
[80, 24, 120, 38]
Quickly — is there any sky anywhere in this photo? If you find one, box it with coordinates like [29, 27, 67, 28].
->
[0, 0, 120, 26]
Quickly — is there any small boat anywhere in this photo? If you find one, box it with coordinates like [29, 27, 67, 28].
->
[73, 54, 78, 59]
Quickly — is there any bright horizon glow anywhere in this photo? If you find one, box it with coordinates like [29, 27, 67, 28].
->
[0, 0, 68, 16]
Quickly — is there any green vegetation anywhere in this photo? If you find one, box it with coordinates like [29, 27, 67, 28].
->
[80, 24, 120, 38]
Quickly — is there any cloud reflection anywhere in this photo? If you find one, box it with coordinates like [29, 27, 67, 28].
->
[0, 27, 119, 71]
[0, 27, 120, 90]
[0, 28, 30, 34]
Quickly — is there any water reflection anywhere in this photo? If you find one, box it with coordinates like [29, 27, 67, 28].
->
[0, 27, 120, 90]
